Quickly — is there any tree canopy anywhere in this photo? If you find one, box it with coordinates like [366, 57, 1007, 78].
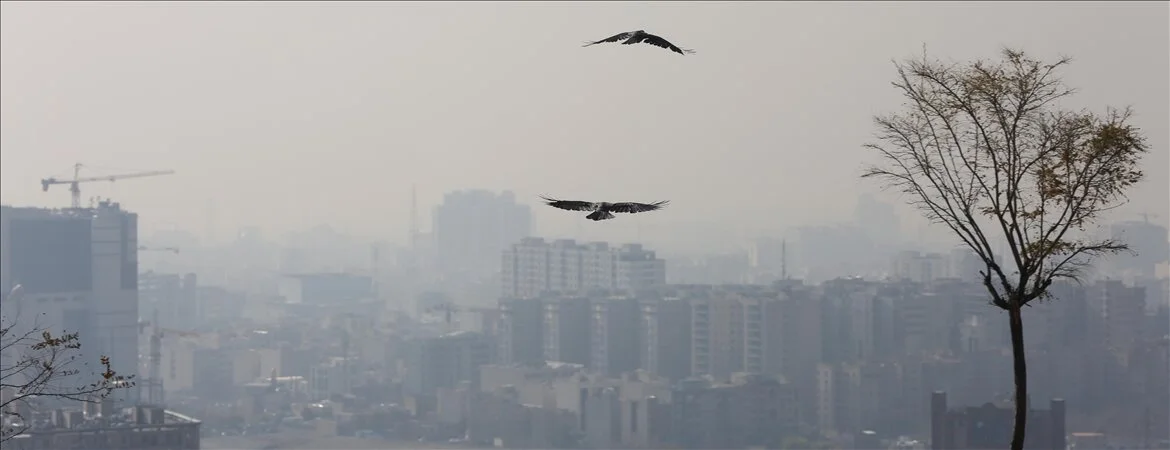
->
[863, 48, 1148, 310]
[861, 47, 1149, 450]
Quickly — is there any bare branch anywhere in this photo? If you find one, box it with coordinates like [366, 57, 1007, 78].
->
[862, 47, 1147, 309]
[1, 312, 136, 442]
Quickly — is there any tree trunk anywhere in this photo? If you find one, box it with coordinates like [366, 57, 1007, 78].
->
[1008, 303, 1029, 450]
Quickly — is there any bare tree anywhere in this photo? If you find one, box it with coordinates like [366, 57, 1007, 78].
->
[861, 48, 1149, 450]
[1, 285, 136, 442]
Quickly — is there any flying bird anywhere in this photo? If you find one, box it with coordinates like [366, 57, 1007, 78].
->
[540, 196, 670, 221]
[582, 30, 695, 55]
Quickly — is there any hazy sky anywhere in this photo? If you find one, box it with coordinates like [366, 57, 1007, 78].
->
[2, 1, 1167, 248]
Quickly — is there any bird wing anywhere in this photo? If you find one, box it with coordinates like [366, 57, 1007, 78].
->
[607, 200, 670, 214]
[638, 33, 695, 55]
[540, 196, 597, 212]
[583, 31, 636, 47]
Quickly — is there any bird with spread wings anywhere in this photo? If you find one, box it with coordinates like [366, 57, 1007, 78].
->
[540, 196, 670, 221]
[583, 30, 695, 55]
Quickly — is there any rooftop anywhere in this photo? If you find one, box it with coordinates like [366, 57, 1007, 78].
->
[8, 405, 200, 436]
[1, 201, 129, 218]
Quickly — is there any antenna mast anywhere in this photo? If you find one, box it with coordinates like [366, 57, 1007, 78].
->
[371, 244, 380, 300]
[410, 185, 419, 252]
[781, 239, 788, 280]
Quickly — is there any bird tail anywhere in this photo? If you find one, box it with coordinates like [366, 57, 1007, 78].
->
[586, 210, 615, 221]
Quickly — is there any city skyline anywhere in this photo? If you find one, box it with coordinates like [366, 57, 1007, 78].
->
[2, 198, 1167, 448]
[2, 2, 1168, 449]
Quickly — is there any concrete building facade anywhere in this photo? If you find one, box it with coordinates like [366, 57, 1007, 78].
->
[1, 202, 140, 404]
[497, 297, 544, 366]
[405, 331, 493, 397]
[501, 238, 666, 299]
[5, 405, 200, 450]
[640, 296, 692, 381]
[542, 295, 592, 366]
[930, 391, 1066, 450]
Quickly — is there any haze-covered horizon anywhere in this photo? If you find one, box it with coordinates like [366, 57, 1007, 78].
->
[2, 1, 1167, 253]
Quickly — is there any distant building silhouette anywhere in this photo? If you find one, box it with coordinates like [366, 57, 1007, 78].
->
[929, 391, 1065, 450]
[497, 297, 545, 366]
[404, 331, 493, 397]
[433, 189, 532, 282]
[1109, 219, 1169, 280]
[500, 238, 665, 299]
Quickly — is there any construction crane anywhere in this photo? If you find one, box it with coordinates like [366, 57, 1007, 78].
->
[425, 302, 464, 335]
[138, 245, 180, 254]
[137, 311, 200, 406]
[425, 302, 460, 325]
[41, 163, 175, 209]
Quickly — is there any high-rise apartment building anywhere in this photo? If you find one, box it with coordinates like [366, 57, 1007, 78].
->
[1088, 279, 1147, 351]
[497, 297, 544, 365]
[938, 248, 984, 283]
[501, 238, 665, 298]
[1030, 281, 1091, 353]
[404, 331, 493, 397]
[542, 295, 592, 365]
[678, 285, 803, 381]
[822, 278, 878, 362]
[1, 202, 140, 403]
[689, 287, 746, 379]
[589, 296, 641, 377]
[665, 374, 801, 449]
[640, 296, 692, 381]
[138, 272, 198, 330]
[433, 189, 532, 281]
[740, 293, 783, 375]
[776, 283, 823, 414]
[890, 251, 947, 284]
[1109, 219, 1169, 279]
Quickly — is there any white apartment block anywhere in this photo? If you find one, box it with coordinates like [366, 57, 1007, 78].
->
[682, 284, 824, 386]
[501, 238, 666, 298]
